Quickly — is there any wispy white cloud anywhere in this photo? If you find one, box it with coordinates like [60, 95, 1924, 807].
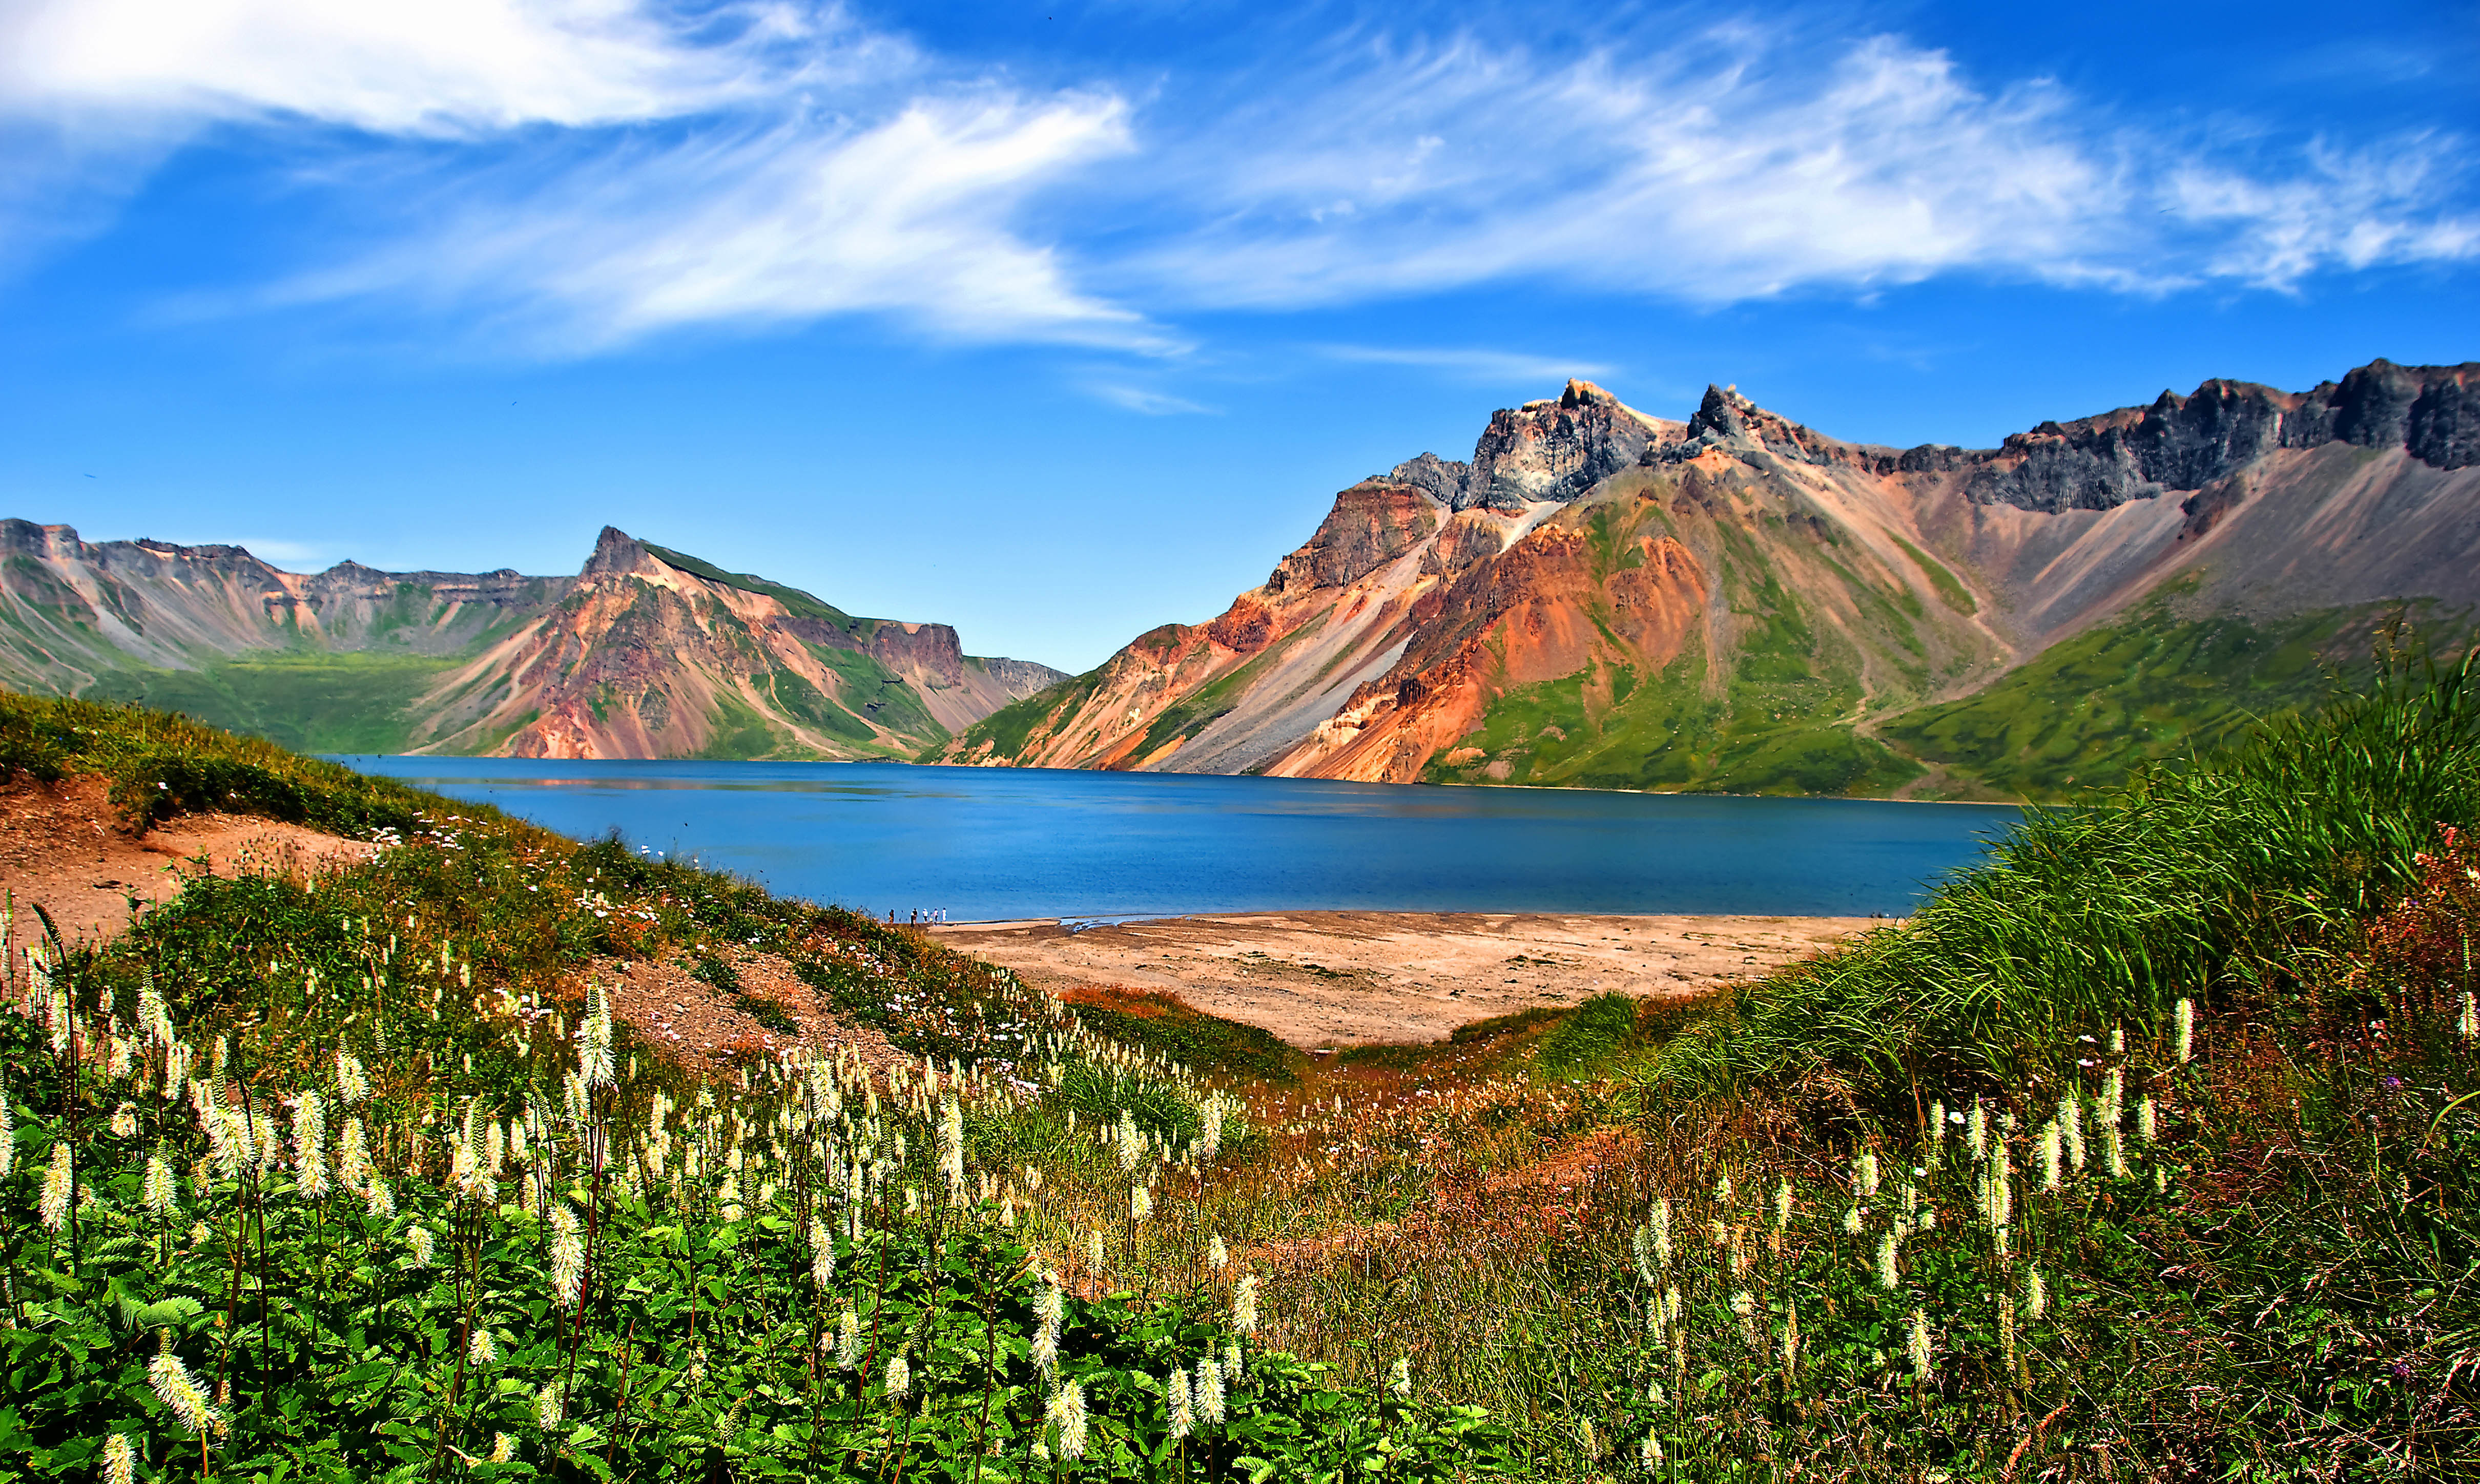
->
[2167, 137, 2480, 289]
[0, 3, 2470, 351]
[0, 0, 802, 134]
[1317, 344, 1618, 384]
[278, 92, 1152, 351]
[0, 0, 1156, 347]
[1113, 27, 2478, 307]
[1084, 381, 1215, 415]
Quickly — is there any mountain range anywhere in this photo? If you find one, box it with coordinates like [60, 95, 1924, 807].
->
[940, 358, 2479, 800]
[0, 522, 1064, 759]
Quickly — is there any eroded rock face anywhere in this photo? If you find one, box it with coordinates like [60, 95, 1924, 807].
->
[1951, 360, 2480, 513]
[1464, 379, 1661, 511]
[1265, 479, 1441, 595]
[1387, 453, 1473, 506]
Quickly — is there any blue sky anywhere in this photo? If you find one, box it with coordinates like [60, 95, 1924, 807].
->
[1, 0, 2474, 673]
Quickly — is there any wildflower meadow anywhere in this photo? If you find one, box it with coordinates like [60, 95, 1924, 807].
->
[3, 644, 2479, 1480]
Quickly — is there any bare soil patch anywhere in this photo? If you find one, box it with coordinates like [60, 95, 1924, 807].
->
[932, 910, 1880, 1047]
[596, 945, 898, 1075]
[0, 774, 378, 947]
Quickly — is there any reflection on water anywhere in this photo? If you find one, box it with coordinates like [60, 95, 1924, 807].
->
[333, 757, 2019, 922]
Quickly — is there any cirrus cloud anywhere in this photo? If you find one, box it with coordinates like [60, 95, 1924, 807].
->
[0, 2, 2470, 354]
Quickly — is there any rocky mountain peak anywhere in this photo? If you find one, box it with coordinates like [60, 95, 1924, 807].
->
[1463, 382, 1660, 512]
[1387, 452, 1473, 506]
[581, 525, 660, 579]
[1654, 384, 1852, 471]
[1958, 359, 2478, 513]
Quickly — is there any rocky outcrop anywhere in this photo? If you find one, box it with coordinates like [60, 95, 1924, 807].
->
[1464, 379, 1667, 511]
[1932, 360, 2480, 513]
[1265, 479, 1441, 595]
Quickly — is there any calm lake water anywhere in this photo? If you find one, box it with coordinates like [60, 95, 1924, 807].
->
[334, 758, 2019, 922]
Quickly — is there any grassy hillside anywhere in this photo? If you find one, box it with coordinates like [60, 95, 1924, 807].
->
[83, 652, 454, 755]
[1880, 599, 2461, 800]
[0, 693, 1513, 1483]
[9, 671, 2480, 1479]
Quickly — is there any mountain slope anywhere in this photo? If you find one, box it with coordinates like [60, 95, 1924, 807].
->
[0, 521, 1065, 759]
[942, 360, 2480, 799]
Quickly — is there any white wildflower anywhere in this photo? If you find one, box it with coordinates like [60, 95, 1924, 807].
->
[1387, 1356, 1411, 1399]
[102, 1432, 137, 1484]
[144, 1151, 177, 1213]
[549, 1206, 584, 1307]
[1196, 1356, 1226, 1425]
[1907, 1308, 1935, 1380]
[40, 1142, 72, 1232]
[336, 1052, 368, 1105]
[1233, 1273, 1258, 1335]
[1048, 1381, 1089, 1461]
[885, 1354, 911, 1400]
[149, 1348, 219, 1435]
[1167, 1366, 1192, 1439]
[1032, 1277, 1064, 1375]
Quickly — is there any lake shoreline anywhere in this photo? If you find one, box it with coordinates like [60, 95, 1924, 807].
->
[930, 908, 1882, 1046]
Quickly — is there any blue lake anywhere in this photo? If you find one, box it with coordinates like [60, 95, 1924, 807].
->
[332, 758, 2019, 922]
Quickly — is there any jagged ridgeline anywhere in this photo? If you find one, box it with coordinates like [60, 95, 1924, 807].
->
[944, 359, 2480, 800]
[0, 695, 1514, 1479]
[0, 524, 1066, 759]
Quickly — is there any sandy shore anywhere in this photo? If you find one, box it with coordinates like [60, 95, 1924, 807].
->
[931, 910, 1885, 1047]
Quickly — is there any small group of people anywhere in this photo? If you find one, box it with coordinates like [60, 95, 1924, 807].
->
[891, 907, 952, 926]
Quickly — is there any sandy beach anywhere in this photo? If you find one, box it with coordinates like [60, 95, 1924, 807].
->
[930, 910, 1886, 1046]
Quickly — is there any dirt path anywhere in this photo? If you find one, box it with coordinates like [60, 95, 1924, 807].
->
[932, 910, 1883, 1047]
[0, 775, 378, 948]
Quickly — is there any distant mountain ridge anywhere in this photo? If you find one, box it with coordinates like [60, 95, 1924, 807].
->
[0, 521, 1065, 759]
[942, 359, 2480, 800]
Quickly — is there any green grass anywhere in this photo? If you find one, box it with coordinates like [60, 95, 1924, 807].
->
[1056, 988, 1308, 1084]
[84, 653, 461, 755]
[0, 688, 443, 836]
[1651, 639, 2480, 1115]
[1887, 533, 1976, 615]
[1427, 645, 1921, 797]
[1879, 597, 2441, 800]
[641, 542, 858, 629]
[949, 670, 1106, 762]
[691, 686, 791, 760]
[1531, 993, 1639, 1079]
[809, 644, 942, 745]
[20, 673, 2480, 1478]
